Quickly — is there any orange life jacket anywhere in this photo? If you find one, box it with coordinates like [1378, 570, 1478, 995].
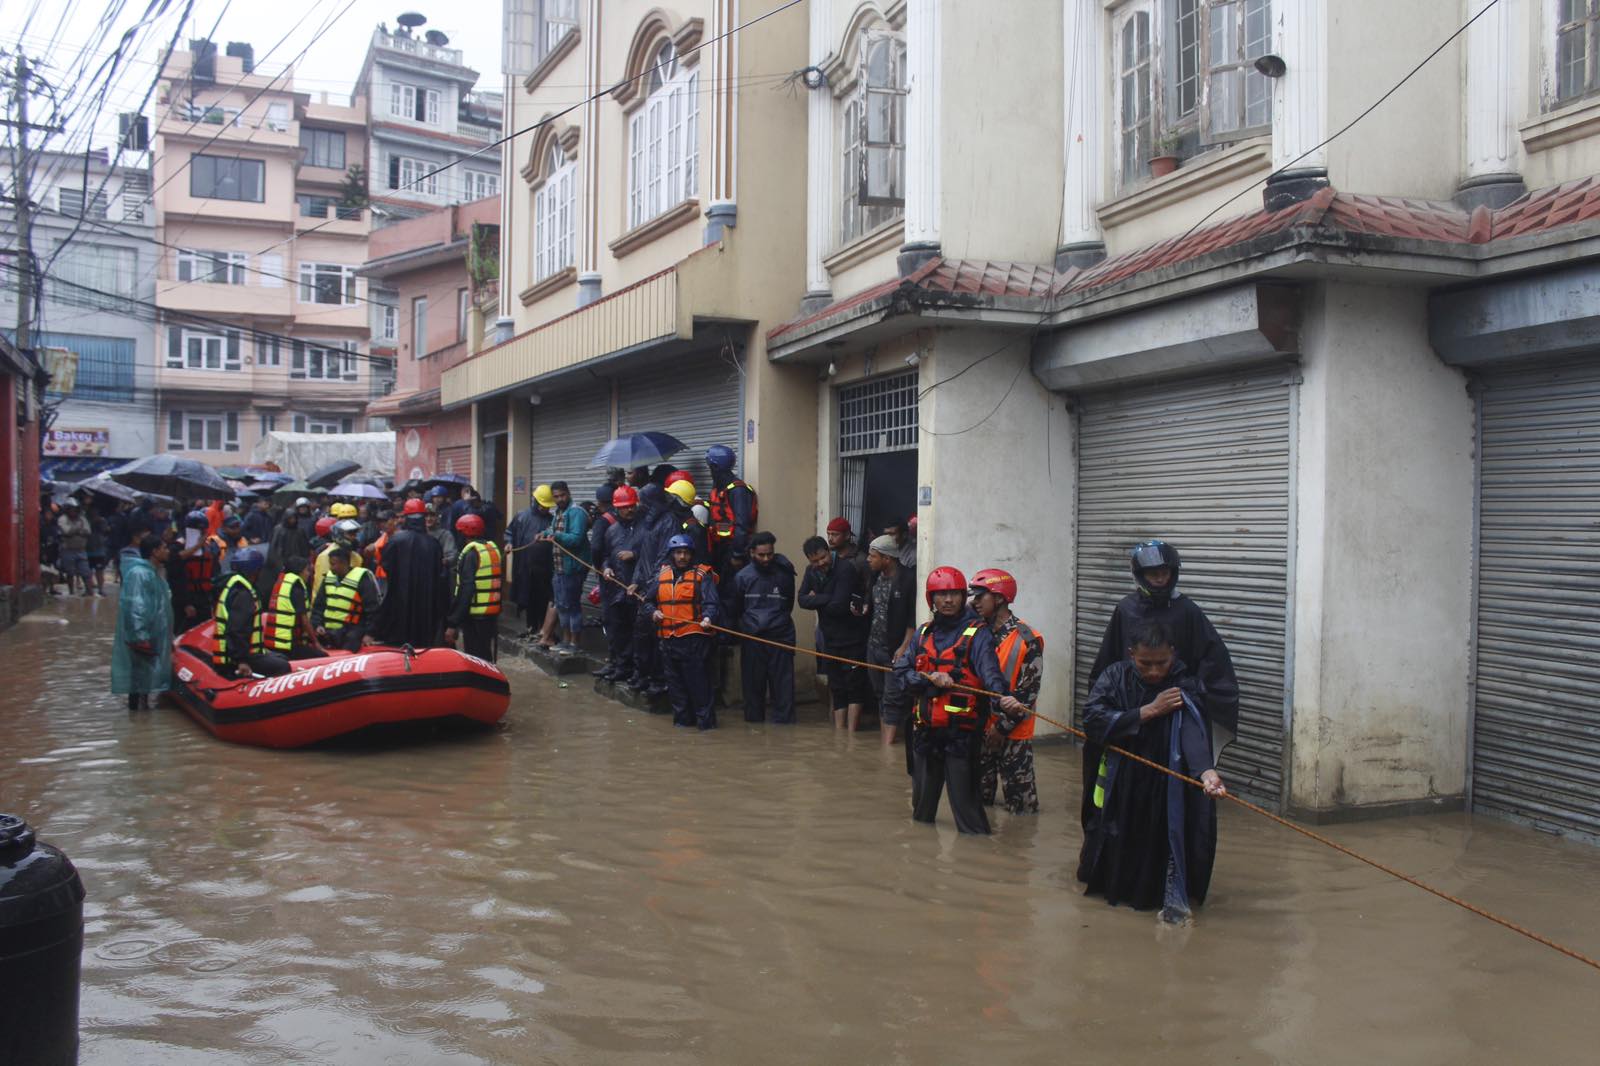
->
[656, 563, 712, 638]
[185, 542, 217, 596]
[708, 478, 757, 541]
[369, 531, 389, 580]
[993, 621, 1042, 741]
[913, 621, 985, 730]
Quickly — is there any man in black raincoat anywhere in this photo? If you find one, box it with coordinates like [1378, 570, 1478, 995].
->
[1077, 620, 1227, 922]
[1082, 540, 1238, 830]
[622, 483, 675, 695]
[370, 499, 445, 647]
[505, 488, 553, 637]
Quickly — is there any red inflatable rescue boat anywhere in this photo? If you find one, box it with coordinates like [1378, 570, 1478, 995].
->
[168, 624, 511, 748]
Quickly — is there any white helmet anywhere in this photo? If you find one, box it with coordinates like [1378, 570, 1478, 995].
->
[295, 496, 311, 507]
[332, 518, 361, 542]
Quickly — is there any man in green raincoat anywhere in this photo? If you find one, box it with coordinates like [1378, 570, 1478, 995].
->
[113, 534, 174, 711]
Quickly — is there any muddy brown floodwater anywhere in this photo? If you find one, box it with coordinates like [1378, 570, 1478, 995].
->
[2, 594, 1598, 1064]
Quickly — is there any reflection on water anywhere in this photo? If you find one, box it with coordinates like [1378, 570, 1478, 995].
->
[2, 596, 1598, 1064]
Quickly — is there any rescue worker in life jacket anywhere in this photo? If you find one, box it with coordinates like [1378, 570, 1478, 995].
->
[969, 568, 1044, 815]
[445, 513, 504, 661]
[260, 554, 322, 660]
[704, 444, 758, 578]
[212, 549, 292, 678]
[893, 565, 1011, 835]
[648, 532, 722, 730]
[176, 509, 218, 625]
[313, 545, 382, 651]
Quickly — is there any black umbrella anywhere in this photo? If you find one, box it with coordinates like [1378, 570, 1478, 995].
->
[416, 472, 471, 492]
[79, 474, 141, 504]
[109, 454, 235, 500]
[588, 432, 686, 469]
[305, 460, 362, 490]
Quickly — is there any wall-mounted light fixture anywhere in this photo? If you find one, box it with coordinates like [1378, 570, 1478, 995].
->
[1254, 53, 1287, 78]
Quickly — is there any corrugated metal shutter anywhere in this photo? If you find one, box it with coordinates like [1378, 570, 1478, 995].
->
[1472, 361, 1600, 839]
[1074, 370, 1293, 807]
[617, 356, 744, 493]
[436, 444, 471, 477]
[530, 386, 613, 501]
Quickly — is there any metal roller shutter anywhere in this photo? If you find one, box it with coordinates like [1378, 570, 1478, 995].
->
[1074, 370, 1294, 806]
[1472, 361, 1600, 839]
[436, 444, 471, 477]
[529, 386, 613, 502]
[617, 356, 744, 494]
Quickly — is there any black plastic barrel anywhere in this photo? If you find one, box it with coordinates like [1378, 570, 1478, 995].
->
[0, 814, 85, 1066]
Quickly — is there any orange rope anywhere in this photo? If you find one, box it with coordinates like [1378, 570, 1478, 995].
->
[551, 541, 1600, 973]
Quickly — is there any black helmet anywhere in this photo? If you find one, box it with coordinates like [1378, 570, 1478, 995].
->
[1129, 539, 1181, 606]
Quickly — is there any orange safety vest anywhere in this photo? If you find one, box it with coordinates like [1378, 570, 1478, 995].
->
[185, 542, 217, 596]
[369, 531, 389, 581]
[913, 622, 985, 730]
[993, 621, 1043, 741]
[656, 563, 712, 638]
[708, 479, 758, 541]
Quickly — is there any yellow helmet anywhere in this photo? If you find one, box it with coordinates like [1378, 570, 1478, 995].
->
[329, 502, 358, 519]
[533, 483, 555, 509]
[666, 479, 696, 506]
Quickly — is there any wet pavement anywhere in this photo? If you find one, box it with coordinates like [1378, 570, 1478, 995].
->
[2, 592, 1598, 1065]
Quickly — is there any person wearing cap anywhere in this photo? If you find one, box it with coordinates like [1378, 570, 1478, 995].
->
[294, 497, 314, 523]
[445, 513, 504, 661]
[213, 548, 292, 677]
[969, 569, 1043, 815]
[646, 532, 722, 729]
[799, 534, 872, 732]
[863, 534, 918, 746]
[56, 500, 93, 596]
[372, 498, 446, 648]
[621, 483, 674, 694]
[213, 514, 250, 580]
[538, 480, 590, 653]
[594, 485, 643, 682]
[725, 531, 797, 724]
[883, 516, 916, 573]
[426, 489, 460, 571]
[506, 484, 555, 641]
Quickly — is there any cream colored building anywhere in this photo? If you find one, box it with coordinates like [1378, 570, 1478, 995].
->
[153, 41, 377, 462]
[764, 0, 1600, 839]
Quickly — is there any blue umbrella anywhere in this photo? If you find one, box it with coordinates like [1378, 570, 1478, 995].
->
[589, 432, 687, 469]
[330, 481, 388, 500]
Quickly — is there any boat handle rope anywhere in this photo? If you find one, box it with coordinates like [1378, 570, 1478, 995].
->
[533, 539, 1600, 975]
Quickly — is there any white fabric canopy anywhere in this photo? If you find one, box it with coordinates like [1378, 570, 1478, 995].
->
[250, 431, 395, 479]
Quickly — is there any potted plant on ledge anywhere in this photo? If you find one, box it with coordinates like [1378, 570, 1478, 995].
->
[1149, 133, 1182, 178]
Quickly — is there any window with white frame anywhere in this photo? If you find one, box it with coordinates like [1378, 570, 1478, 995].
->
[255, 335, 281, 367]
[166, 327, 242, 371]
[291, 341, 359, 380]
[838, 33, 906, 246]
[1556, 0, 1600, 103]
[167, 410, 240, 452]
[457, 287, 470, 341]
[190, 153, 265, 201]
[176, 248, 248, 285]
[377, 302, 398, 343]
[540, 0, 579, 56]
[468, 171, 500, 199]
[292, 413, 354, 434]
[57, 187, 109, 220]
[259, 414, 276, 437]
[264, 102, 291, 133]
[1113, 0, 1272, 185]
[389, 83, 441, 125]
[388, 154, 439, 196]
[300, 126, 345, 169]
[533, 142, 575, 280]
[627, 40, 699, 229]
[412, 295, 428, 357]
[298, 262, 358, 305]
[119, 171, 150, 222]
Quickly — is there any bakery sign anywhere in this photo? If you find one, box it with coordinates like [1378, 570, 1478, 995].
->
[44, 428, 111, 457]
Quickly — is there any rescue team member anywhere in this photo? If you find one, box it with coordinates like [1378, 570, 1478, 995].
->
[313, 546, 382, 651]
[724, 531, 797, 724]
[310, 515, 335, 553]
[623, 483, 674, 696]
[969, 569, 1043, 815]
[662, 478, 711, 564]
[211, 514, 247, 579]
[894, 566, 1010, 835]
[1082, 540, 1238, 832]
[445, 513, 503, 662]
[595, 486, 642, 682]
[212, 549, 291, 678]
[705, 444, 758, 578]
[314, 517, 362, 590]
[1077, 621, 1227, 924]
[648, 533, 721, 730]
[176, 510, 218, 625]
[374, 499, 446, 649]
[260, 554, 321, 660]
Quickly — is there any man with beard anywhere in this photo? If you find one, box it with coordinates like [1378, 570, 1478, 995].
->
[371, 498, 445, 647]
[595, 486, 643, 682]
[1082, 540, 1238, 832]
[622, 483, 674, 695]
[725, 531, 797, 724]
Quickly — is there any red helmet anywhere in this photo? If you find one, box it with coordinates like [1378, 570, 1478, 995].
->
[455, 513, 485, 537]
[924, 565, 968, 608]
[969, 568, 1017, 604]
[664, 470, 694, 488]
[611, 485, 639, 508]
[314, 516, 335, 537]
[402, 498, 427, 515]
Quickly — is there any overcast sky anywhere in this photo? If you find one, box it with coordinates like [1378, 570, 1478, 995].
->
[6, 0, 508, 158]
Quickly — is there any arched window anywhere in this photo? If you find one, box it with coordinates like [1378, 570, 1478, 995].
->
[628, 39, 699, 228]
[838, 32, 905, 246]
[533, 141, 575, 280]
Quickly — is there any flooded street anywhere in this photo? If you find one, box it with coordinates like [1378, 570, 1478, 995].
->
[3, 594, 1597, 1065]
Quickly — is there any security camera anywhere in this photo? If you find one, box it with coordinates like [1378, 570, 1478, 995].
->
[904, 352, 921, 367]
[528, 392, 542, 406]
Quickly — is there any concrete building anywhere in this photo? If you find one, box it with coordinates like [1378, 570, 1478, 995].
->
[0, 335, 47, 627]
[443, 2, 812, 552]
[767, 0, 1600, 841]
[363, 196, 500, 479]
[0, 149, 159, 478]
[152, 40, 378, 463]
[355, 18, 505, 224]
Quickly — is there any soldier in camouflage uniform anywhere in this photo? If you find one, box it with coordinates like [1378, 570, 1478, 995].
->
[970, 569, 1043, 814]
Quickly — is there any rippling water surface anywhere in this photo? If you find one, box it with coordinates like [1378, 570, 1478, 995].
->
[2, 595, 1597, 1064]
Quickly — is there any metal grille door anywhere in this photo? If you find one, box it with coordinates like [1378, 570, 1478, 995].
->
[617, 356, 744, 493]
[1473, 362, 1600, 839]
[1074, 371, 1294, 806]
[838, 371, 918, 456]
[530, 386, 612, 502]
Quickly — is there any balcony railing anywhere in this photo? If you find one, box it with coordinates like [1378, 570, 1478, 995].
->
[378, 33, 463, 66]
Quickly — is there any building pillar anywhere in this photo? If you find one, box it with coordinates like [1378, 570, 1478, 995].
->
[578, 0, 604, 307]
[705, 0, 739, 244]
[1266, 0, 1329, 211]
[899, 0, 941, 275]
[508, 393, 532, 516]
[1058, 0, 1105, 269]
[803, 0, 834, 306]
[1460, 0, 1525, 210]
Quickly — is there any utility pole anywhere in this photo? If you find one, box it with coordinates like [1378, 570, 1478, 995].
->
[12, 52, 32, 352]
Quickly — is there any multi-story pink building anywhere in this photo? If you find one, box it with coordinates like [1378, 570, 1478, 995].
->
[152, 41, 380, 461]
[362, 197, 500, 480]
